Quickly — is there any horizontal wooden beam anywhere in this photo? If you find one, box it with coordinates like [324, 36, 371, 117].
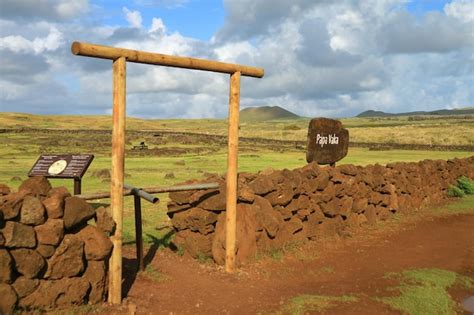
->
[71, 42, 264, 78]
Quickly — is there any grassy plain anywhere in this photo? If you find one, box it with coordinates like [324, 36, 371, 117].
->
[1, 112, 473, 145]
[0, 112, 473, 244]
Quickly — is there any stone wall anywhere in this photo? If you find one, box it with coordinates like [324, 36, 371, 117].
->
[167, 157, 474, 265]
[0, 177, 114, 314]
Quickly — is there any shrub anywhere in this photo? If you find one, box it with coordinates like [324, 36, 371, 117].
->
[456, 176, 474, 195]
[447, 185, 465, 198]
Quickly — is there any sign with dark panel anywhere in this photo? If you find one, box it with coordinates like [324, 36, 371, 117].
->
[28, 154, 94, 179]
[306, 118, 349, 165]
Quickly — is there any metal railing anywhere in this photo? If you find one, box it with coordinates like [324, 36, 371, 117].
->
[78, 182, 219, 271]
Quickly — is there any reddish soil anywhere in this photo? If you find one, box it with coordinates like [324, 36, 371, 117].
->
[100, 210, 474, 314]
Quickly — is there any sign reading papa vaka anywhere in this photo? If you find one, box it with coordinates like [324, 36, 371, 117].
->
[306, 117, 349, 165]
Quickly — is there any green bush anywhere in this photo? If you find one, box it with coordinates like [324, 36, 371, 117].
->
[457, 176, 474, 195]
[447, 185, 465, 198]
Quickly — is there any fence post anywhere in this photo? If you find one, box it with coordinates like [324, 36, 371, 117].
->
[109, 56, 126, 304]
[133, 193, 144, 272]
[225, 71, 241, 273]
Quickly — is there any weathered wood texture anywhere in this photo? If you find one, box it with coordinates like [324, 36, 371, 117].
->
[108, 56, 126, 304]
[71, 42, 264, 78]
[225, 71, 241, 273]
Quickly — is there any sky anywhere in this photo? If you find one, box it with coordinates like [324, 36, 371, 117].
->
[0, 0, 472, 118]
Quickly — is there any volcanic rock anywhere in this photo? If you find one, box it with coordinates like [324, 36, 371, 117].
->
[63, 197, 95, 230]
[314, 171, 330, 191]
[95, 206, 115, 234]
[364, 205, 377, 225]
[75, 225, 112, 261]
[20, 196, 46, 226]
[42, 195, 64, 219]
[287, 195, 311, 213]
[18, 176, 52, 196]
[83, 260, 107, 304]
[254, 196, 282, 238]
[265, 182, 294, 207]
[12, 277, 39, 298]
[0, 191, 26, 220]
[198, 193, 226, 211]
[339, 164, 359, 176]
[185, 207, 218, 235]
[46, 234, 85, 279]
[167, 200, 193, 214]
[47, 186, 71, 199]
[170, 188, 218, 205]
[36, 244, 56, 258]
[19, 278, 90, 310]
[176, 230, 213, 258]
[0, 283, 17, 315]
[352, 197, 368, 214]
[0, 249, 13, 283]
[238, 184, 256, 203]
[248, 175, 275, 195]
[274, 205, 292, 221]
[1, 221, 36, 248]
[212, 204, 257, 265]
[10, 249, 45, 279]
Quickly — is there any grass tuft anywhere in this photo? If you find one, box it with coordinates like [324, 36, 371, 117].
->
[379, 268, 473, 315]
[457, 176, 474, 195]
[278, 294, 358, 315]
[447, 185, 465, 197]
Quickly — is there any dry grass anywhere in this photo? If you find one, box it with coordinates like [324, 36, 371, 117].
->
[2, 112, 473, 146]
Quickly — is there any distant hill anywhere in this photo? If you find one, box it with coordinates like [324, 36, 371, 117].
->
[356, 107, 474, 118]
[240, 106, 300, 122]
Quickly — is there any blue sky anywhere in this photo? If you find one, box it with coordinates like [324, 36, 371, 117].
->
[92, 0, 225, 40]
[0, 0, 472, 118]
[406, 0, 451, 16]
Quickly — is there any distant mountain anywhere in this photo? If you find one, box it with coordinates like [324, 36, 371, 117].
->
[356, 107, 474, 118]
[240, 106, 300, 122]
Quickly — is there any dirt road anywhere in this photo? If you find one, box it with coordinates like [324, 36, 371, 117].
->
[108, 210, 474, 314]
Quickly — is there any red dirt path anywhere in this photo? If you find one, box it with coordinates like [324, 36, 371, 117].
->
[102, 209, 474, 314]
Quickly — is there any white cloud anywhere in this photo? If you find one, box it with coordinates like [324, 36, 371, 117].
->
[0, 26, 63, 54]
[123, 7, 143, 28]
[377, 11, 472, 54]
[444, 0, 474, 23]
[55, 0, 89, 19]
[0, 0, 89, 20]
[149, 17, 166, 35]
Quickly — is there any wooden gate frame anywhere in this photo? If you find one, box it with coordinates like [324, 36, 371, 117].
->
[71, 42, 264, 304]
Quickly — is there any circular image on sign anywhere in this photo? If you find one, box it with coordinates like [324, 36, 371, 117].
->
[48, 159, 68, 175]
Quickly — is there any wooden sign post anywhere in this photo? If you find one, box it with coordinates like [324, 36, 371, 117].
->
[28, 154, 94, 195]
[71, 42, 264, 304]
[306, 118, 349, 166]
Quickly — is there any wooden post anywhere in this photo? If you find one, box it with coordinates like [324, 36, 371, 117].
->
[225, 71, 241, 273]
[108, 56, 126, 304]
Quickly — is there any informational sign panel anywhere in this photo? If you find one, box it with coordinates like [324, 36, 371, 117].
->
[306, 118, 349, 165]
[28, 154, 94, 179]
